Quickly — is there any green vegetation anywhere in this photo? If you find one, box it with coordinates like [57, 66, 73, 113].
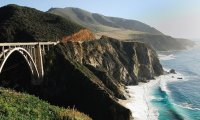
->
[0, 4, 84, 42]
[0, 87, 91, 120]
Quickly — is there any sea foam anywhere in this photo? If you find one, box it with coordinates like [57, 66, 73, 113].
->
[158, 54, 176, 61]
[120, 79, 159, 120]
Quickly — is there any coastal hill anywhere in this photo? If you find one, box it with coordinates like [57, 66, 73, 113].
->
[47, 7, 163, 37]
[48, 7, 195, 51]
[0, 4, 94, 42]
[0, 4, 164, 120]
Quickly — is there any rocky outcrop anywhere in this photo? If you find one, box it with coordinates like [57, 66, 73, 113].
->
[42, 45, 132, 120]
[40, 36, 163, 120]
[61, 36, 163, 85]
[170, 69, 176, 74]
[85, 64, 127, 99]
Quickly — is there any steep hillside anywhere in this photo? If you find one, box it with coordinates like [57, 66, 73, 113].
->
[39, 37, 163, 120]
[48, 7, 195, 51]
[48, 7, 162, 35]
[42, 44, 132, 120]
[0, 87, 91, 120]
[0, 4, 86, 42]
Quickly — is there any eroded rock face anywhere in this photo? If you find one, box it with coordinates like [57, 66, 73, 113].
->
[42, 45, 132, 120]
[41, 36, 163, 120]
[61, 36, 163, 85]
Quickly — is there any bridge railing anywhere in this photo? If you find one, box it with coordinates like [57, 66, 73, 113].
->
[0, 42, 59, 58]
[0, 42, 58, 46]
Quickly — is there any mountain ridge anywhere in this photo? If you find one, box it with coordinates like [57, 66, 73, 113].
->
[48, 7, 195, 51]
[48, 7, 163, 35]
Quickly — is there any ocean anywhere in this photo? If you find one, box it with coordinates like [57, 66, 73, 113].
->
[151, 41, 200, 120]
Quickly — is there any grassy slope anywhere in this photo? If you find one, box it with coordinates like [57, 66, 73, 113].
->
[47, 7, 163, 36]
[0, 87, 91, 120]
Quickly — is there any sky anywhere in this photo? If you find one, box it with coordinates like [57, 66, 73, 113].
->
[0, 0, 200, 39]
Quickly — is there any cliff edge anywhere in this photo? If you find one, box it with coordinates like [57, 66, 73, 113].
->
[62, 36, 163, 85]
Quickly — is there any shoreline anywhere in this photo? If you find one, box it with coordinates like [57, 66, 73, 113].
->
[119, 79, 160, 120]
[119, 71, 184, 120]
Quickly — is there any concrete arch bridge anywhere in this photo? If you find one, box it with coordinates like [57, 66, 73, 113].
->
[0, 42, 58, 87]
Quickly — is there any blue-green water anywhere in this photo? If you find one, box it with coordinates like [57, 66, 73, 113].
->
[151, 43, 200, 120]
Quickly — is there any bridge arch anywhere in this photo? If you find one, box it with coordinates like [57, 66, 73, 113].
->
[0, 47, 40, 85]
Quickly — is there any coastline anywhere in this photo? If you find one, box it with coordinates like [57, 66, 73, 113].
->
[120, 72, 184, 120]
[119, 79, 159, 120]
[119, 46, 200, 120]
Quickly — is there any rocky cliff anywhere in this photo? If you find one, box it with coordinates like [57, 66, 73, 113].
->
[39, 36, 163, 120]
[61, 36, 163, 85]
[42, 44, 132, 120]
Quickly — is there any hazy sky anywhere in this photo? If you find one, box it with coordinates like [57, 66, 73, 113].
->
[0, 0, 200, 39]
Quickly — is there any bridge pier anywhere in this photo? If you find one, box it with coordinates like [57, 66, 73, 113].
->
[35, 43, 44, 79]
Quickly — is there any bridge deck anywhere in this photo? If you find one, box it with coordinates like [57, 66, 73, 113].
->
[0, 42, 58, 46]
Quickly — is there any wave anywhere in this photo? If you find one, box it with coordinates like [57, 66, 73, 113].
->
[173, 102, 200, 111]
[157, 82, 186, 120]
[161, 79, 200, 112]
[158, 54, 176, 61]
[149, 96, 165, 102]
[155, 71, 199, 120]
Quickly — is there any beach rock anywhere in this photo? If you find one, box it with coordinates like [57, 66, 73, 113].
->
[170, 69, 176, 74]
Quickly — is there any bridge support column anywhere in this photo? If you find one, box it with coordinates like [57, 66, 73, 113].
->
[35, 43, 44, 80]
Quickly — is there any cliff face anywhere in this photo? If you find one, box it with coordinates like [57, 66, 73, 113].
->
[62, 36, 163, 85]
[42, 45, 132, 120]
[40, 37, 163, 120]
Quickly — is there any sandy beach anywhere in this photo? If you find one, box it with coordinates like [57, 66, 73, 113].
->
[119, 80, 158, 120]
[119, 79, 160, 120]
